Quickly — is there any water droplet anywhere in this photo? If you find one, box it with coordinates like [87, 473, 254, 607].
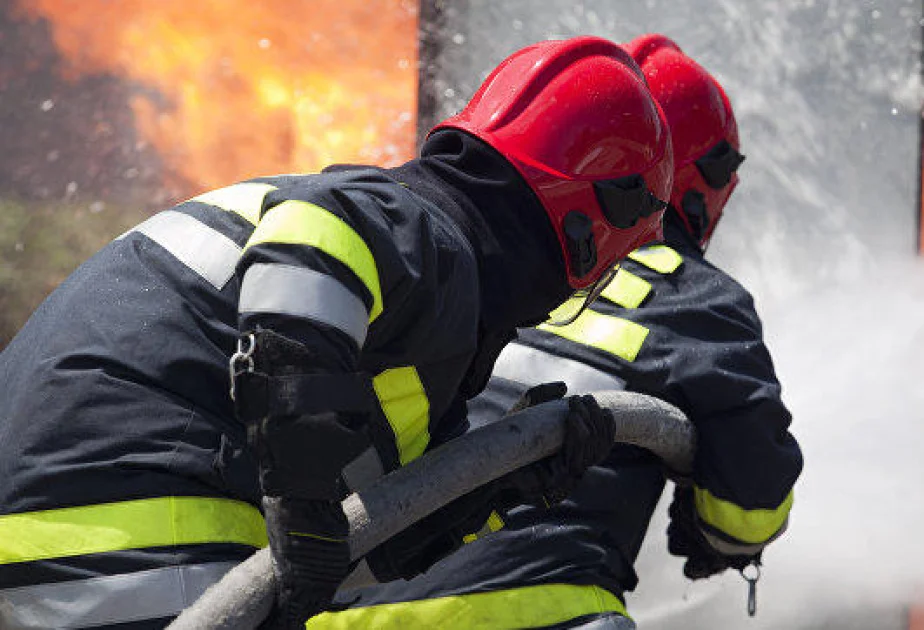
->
[66, 182, 78, 196]
[258, 38, 271, 49]
[398, 58, 410, 70]
[870, 9, 881, 19]
[512, 19, 523, 30]
[444, 88, 456, 98]
[40, 99, 54, 112]
[452, 33, 465, 45]
[90, 201, 105, 214]
[14, 242, 24, 252]
[891, 107, 899, 115]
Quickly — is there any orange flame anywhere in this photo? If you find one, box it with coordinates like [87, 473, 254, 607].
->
[13, 0, 419, 192]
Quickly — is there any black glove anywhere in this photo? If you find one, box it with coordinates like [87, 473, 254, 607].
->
[365, 384, 612, 582]
[505, 381, 568, 415]
[262, 497, 351, 629]
[667, 485, 758, 580]
[504, 393, 616, 506]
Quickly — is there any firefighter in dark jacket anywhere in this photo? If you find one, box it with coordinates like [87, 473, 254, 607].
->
[309, 34, 803, 629]
[0, 37, 674, 629]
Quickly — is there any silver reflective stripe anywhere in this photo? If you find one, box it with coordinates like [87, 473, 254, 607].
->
[342, 446, 385, 492]
[0, 561, 237, 629]
[492, 342, 626, 393]
[132, 210, 242, 290]
[239, 263, 369, 347]
[700, 518, 787, 557]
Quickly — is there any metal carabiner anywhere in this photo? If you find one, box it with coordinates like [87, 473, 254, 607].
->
[229, 333, 256, 401]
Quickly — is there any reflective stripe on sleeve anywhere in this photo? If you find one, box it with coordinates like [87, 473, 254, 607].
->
[600, 268, 652, 309]
[539, 311, 649, 363]
[132, 210, 242, 290]
[189, 182, 278, 225]
[492, 342, 626, 393]
[372, 367, 430, 466]
[0, 561, 237, 629]
[0, 497, 267, 565]
[245, 200, 383, 321]
[239, 263, 370, 347]
[305, 583, 629, 630]
[627, 245, 683, 274]
[694, 487, 794, 545]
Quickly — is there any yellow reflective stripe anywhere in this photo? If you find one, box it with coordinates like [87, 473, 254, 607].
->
[486, 511, 505, 532]
[539, 310, 649, 363]
[190, 182, 278, 225]
[600, 268, 652, 309]
[0, 497, 267, 565]
[306, 583, 628, 630]
[245, 200, 383, 321]
[373, 367, 430, 466]
[694, 487, 794, 545]
[627, 245, 683, 274]
[462, 511, 506, 544]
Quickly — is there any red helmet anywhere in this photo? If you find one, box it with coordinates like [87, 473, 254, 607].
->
[432, 36, 673, 289]
[623, 34, 744, 250]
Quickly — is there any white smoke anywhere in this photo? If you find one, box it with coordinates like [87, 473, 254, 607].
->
[630, 261, 924, 629]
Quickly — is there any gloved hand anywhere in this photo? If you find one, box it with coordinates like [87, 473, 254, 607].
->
[366, 387, 615, 582]
[667, 485, 758, 579]
[503, 393, 616, 506]
[263, 497, 351, 629]
[505, 381, 568, 415]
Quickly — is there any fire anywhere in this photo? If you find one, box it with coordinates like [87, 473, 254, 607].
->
[12, 0, 419, 193]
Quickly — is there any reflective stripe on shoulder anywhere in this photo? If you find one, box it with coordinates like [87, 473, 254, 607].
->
[239, 263, 370, 347]
[372, 367, 430, 466]
[492, 343, 626, 393]
[0, 497, 267, 565]
[539, 311, 649, 363]
[305, 583, 628, 630]
[189, 182, 278, 225]
[600, 268, 652, 309]
[0, 561, 237, 629]
[694, 487, 794, 546]
[245, 200, 383, 321]
[131, 210, 242, 290]
[627, 245, 683, 274]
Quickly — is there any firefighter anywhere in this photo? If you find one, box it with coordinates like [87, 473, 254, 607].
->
[308, 34, 803, 629]
[0, 37, 673, 629]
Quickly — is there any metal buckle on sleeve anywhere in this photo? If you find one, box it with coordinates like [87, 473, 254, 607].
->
[229, 333, 256, 401]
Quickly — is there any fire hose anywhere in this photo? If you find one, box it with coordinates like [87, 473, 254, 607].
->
[167, 390, 695, 630]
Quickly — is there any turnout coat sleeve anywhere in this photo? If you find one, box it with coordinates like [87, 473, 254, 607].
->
[611, 247, 802, 551]
[234, 169, 481, 470]
[518, 241, 802, 552]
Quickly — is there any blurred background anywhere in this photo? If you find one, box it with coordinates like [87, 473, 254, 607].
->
[1, 0, 923, 627]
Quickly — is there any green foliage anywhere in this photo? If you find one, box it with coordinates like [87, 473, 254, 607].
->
[0, 197, 150, 346]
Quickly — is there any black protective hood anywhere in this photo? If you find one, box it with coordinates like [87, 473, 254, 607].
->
[390, 129, 572, 332]
[663, 205, 706, 258]
[386, 129, 572, 399]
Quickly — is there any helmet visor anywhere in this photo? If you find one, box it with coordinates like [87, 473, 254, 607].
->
[546, 264, 620, 326]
